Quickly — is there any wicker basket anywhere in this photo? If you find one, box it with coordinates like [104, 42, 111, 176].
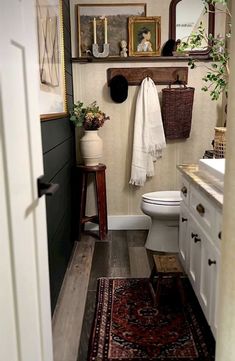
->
[161, 85, 195, 139]
[214, 127, 226, 158]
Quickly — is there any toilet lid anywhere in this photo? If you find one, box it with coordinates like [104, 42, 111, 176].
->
[142, 191, 181, 205]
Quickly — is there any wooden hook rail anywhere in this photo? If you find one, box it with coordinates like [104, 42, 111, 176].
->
[107, 67, 188, 86]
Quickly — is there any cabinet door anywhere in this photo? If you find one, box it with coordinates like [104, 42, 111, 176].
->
[188, 218, 202, 296]
[198, 234, 213, 322]
[208, 245, 220, 338]
[189, 221, 220, 339]
[214, 208, 222, 250]
[179, 203, 189, 271]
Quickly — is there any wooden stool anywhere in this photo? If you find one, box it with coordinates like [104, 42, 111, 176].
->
[76, 163, 108, 240]
[149, 254, 185, 307]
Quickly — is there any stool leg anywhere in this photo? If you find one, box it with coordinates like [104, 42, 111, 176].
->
[78, 172, 87, 240]
[149, 266, 157, 304]
[176, 276, 186, 307]
[154, 275, 162, 308]
[95, 170, 107, 240]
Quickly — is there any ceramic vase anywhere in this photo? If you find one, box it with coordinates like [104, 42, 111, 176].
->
[80, 130, 103, 166]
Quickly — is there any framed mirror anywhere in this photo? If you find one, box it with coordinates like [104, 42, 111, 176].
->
[169, 0, 215, 56]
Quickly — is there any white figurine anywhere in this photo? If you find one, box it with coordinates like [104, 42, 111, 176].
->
[120, 40, 128, 57]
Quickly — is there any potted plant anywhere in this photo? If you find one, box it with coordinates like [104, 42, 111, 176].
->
[70, 101, 109, 166]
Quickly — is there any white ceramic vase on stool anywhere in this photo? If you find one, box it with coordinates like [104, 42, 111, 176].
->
[80, 130, 103, 166]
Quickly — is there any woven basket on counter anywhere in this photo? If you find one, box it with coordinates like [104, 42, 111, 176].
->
[214, 127, 226, 158]
[161, 85, 195, 140]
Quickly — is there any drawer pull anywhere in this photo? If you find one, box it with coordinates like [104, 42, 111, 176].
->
[194, 237, 201, 243]
[218, 231, 222, 240]
[181, 186, 187, 196]
[191, 232, 198, 239]
[208, 259, 216, 266]
[196, 203, 205, 215]
[181, 217, 188, 222]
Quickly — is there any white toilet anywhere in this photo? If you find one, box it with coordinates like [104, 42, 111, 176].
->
[141, 191, 181, 252]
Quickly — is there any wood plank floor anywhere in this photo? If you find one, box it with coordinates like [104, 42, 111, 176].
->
[52, 235, 94, 361]
[52, 230, 149, 361]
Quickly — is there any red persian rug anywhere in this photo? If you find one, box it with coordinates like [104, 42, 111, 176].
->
[88, 277, 215, 361]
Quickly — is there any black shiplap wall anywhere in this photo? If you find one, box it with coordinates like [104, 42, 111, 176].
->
[41, 0, 75, 313]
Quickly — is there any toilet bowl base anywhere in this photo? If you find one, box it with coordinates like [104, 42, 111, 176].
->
[145, 220, 179, 252]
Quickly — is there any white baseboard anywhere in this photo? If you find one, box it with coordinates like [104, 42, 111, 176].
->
[85, 215, 151, 231]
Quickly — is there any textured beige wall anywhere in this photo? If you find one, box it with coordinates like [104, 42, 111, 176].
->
[73, 63, 222, 215]
[70, 0, 171, 58]
[70, 0, 225, 57]
[70, 0, 225, 216]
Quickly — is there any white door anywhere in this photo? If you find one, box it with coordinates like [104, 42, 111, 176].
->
[0, 1, 53, 361]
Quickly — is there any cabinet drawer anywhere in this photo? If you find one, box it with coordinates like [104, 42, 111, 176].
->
[180, 177, 190, 206]
[190, 185, 215, 237]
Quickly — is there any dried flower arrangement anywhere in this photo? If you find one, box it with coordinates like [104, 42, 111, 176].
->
[70, 101, 109, 130]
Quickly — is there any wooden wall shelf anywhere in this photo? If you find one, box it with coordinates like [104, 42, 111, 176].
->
[71, 55, 210, 64]
[107, 67, 188, 86]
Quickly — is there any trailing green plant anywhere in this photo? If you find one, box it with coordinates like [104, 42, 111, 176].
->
[70, 101, 109, 130]
[177, 0, 230, 100]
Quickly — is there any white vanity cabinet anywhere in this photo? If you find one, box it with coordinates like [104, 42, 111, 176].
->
[179, 175, 222, 339]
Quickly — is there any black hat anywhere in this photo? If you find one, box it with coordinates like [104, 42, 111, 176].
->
[110, 75, 128, 103]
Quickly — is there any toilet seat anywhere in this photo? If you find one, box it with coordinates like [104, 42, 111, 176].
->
[142, 191, 181, 206]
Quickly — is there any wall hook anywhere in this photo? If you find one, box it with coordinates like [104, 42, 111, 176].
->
[107, 67, 188, 86]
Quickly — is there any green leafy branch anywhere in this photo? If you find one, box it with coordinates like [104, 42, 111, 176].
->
[177, 0, 231, 101]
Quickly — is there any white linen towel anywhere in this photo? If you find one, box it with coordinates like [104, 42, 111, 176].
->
[129, 77, 166, 186]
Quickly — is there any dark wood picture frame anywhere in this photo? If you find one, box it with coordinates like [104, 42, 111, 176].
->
[169, 0, 215, 57]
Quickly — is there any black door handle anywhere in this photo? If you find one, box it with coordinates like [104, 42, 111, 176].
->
[37, 176, 59, 198]
[194, 237, 201, 243]
[208, 259, 216, 266]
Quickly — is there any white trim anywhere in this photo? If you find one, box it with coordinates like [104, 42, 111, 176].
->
[85, 215, 151, 230]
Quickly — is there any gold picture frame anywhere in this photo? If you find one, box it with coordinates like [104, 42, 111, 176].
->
[36, 0, 67, 121]
[128, 16, 161, 57]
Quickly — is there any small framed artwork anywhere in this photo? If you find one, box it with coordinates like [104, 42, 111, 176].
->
[77, 3, 146, 57]
[36, 0, 67, 120]
[128, 16, 161, 56]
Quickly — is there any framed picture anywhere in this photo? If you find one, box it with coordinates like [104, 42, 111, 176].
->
[36, 0, 67, 120]
[128, 16, 161, 56]
[77, 3, 146, 57]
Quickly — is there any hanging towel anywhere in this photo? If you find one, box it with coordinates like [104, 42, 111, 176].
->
[129, 77, 166, 186]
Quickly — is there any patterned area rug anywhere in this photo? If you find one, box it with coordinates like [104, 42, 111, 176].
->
[88, 277, 215, 360]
